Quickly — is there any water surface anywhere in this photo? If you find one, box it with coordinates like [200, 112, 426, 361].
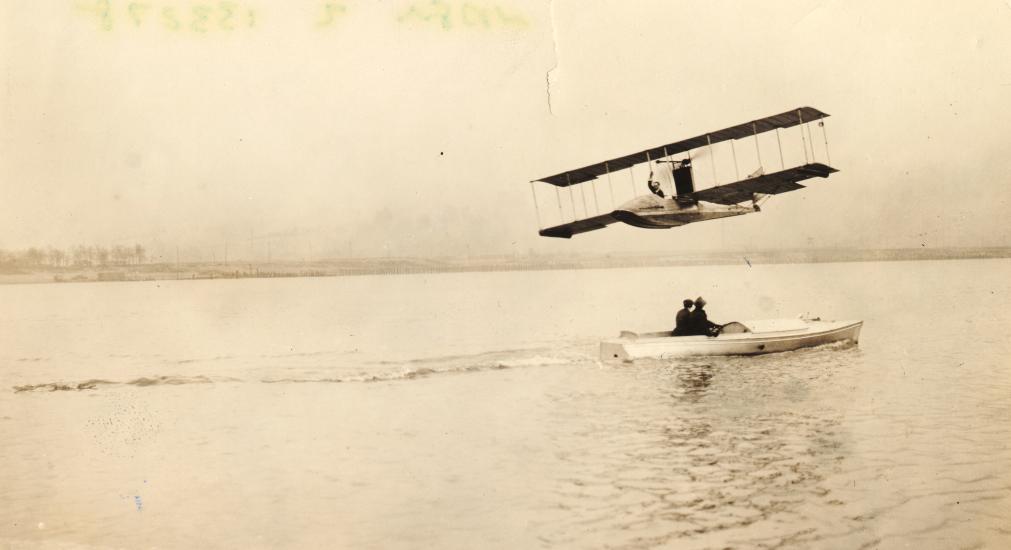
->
[2, 259, 1009, 549]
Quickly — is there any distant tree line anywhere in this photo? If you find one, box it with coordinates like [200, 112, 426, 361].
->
[0, 244, 147, 268]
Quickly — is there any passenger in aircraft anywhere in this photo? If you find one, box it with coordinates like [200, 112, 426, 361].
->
[672, 299, 694, 336]
[689, 296, 722, 337]
[648, 179, 666, 198]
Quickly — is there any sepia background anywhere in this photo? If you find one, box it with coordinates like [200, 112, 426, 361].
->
[3, 0, 1011, 259]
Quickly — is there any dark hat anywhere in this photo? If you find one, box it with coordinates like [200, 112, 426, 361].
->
[695, 296, 706, 307]
[683, 299, 694, 307]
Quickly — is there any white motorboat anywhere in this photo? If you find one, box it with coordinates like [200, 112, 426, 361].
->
[600, 318, 862, 361]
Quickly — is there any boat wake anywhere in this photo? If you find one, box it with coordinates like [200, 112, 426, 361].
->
[262, 348, 584, 384]
[11, 348, 589, 393]
[12, 375, 232, 393]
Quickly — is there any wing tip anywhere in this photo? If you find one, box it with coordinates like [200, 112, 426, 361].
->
[539, 227, 573, 239]
[799, 105, 831, 118]
[800, 163, 839, 178]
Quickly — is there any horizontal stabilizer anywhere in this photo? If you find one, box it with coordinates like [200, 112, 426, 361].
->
[534, 107, 829, 187]
[539, 213, 618, 239]
[689, 163, 838, 205]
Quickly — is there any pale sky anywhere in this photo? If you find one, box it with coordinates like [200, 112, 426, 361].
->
[3, 0, 1010, 260]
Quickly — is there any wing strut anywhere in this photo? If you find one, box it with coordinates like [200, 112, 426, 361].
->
[605, 161, 615, 210]
[529, 181, 542, 229]
[775, 128, 785, 170]
[799, 109, 809, 164]
[730, 139, 740, 181]
[821, 118, 832, 164]
[706, 134, 717, 185]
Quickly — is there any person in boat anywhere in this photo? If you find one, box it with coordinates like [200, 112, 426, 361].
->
[647, 178, 666, 198]
[689, 296, 722, 337]
[672, 299, 694, 336]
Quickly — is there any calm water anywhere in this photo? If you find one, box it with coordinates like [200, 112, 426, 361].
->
[1, 259, 1009, 549]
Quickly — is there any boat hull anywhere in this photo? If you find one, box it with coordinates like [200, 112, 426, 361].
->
[600, 319, 862, 361]
[611, 195, 755, 229]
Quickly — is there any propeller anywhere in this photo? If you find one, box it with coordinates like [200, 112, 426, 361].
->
[654, 147, 709, 168]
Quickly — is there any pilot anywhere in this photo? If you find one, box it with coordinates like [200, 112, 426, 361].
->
[672, 299, 693, 336]
[689, 296, 722, 337]
[648, 179, 666, 198]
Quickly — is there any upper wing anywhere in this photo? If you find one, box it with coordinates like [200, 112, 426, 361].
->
[688, 163, 838, 205]
[534, 106, 829, 187]
[538, 213, 619, 239]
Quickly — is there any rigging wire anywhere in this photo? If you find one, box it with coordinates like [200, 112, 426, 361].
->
[554, 185, 564, 224]
[820, 118, 832, 165]
[662, 146, 675, 196]
[645, 150, 653, 194]
[529, 182, 542, 229]
[576, 175, 590, 218]
[798, 109, 809, 164]
[567, 177, 577, 221]
[730, 139, 740, 181]
[706, 134, 718, 186]
[605, 161, 616, 210]
[590, 179, 601, 215]
[628, 163, 637, 200]
[775, 128, 785, 170]
[806, 122, 816, 163]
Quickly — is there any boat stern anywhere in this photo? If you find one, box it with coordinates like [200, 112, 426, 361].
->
[600, 338, 634, 362]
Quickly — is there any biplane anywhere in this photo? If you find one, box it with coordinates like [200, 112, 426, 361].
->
[528, 107, 839, 238]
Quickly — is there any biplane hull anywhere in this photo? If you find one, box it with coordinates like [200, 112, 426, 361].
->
[611, 196, 754, 229]
[537, 196, 755, 237]
[600, 319, 862, 361]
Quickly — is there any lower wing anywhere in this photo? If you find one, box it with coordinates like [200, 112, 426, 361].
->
[689, 162, 838, 205]
[538, 213, 618, 239]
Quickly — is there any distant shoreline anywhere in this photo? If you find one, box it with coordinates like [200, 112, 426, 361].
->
[1, 247, 1009, 285]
